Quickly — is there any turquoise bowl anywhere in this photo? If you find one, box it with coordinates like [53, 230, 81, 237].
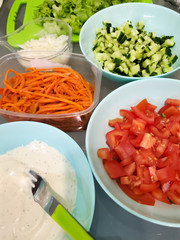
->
[0, 121, 95, 239]
[79, 3, 180, 82]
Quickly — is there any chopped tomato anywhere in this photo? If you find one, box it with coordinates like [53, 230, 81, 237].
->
[103, 160, 126, 179]
[108, 118, 123, 128]
[142, 167, 151, 184]
[156, 156, 170, 169]
[97, 98, 180, 206]
[139, 182, 160, 192]
[134, 148, 157, 167]
[151, 188, 171, 204]
[156, 167, 176, 182]
[106, 129, 128, 149]
[149, 125, 170, 138]
[170, 180, 180, 194]
[97, 148, 110, 160]
[161, 181, 172, 193]
[124, 162, 136, 176]
[148, 166, 158, 182]
[136, 98, 157, 112]
[168, 122, 180, 139]
[154, 138, 168, 157]
[119, 184, 155, 206]
[139, 133, 156, 149]
[129, 133, 144, 148]
[131, 106, 155, 125]
[0, 88, 4, 94]
[130, 118, 146, 134]
[167, 191, 180, 205]
[165, 98, 180, 106]
[115, 141, 135, 161]
[120, 109, 136, 122]
[120, 157, 133, 167]
[158, 104, 171, 114]
[163, 105, 179, 117]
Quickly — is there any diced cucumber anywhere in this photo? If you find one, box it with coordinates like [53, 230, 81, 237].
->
[92, 20, 178, 77]
[130, 64, 140, 76]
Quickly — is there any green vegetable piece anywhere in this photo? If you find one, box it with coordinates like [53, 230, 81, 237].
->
[117, 32, 127, 44]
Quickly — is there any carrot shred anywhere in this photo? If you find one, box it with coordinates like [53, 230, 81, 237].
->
[0, 67, 95, 115]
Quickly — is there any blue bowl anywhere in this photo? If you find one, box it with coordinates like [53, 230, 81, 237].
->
[79, 3, 180, 82]
[0, 121, 95, 238]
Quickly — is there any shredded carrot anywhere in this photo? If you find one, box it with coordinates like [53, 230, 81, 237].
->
[0, 67, 95, 115]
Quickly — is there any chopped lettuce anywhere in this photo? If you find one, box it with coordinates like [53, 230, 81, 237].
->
[34, 0, 140, 36]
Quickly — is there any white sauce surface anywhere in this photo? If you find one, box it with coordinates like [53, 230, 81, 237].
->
[0, 141, 77, 240]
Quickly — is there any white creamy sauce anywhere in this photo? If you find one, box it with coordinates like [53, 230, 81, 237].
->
[0, 141, 77, 240]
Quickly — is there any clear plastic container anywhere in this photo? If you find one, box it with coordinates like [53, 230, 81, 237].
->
[0, 17, 72, 62]
[0, 52, 102, 131]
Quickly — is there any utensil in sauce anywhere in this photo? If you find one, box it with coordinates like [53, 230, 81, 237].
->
[28, 169, 94, 240]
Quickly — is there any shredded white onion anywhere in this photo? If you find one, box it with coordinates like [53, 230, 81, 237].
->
[18, 34, 69, 52]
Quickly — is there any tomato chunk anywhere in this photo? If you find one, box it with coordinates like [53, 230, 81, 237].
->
[97, 98, 180, 206]
[103, 160, 126, 179]
[167, 191, 180, 205]
[97, 148, 110, 160]
[156, 167, 176, 182]
[165, 98, 180, 106]
[151, 188, 171, 204]
[119, 184, 155, 206]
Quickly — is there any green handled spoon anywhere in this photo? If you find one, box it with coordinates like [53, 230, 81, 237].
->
[29, 169, 94, 240]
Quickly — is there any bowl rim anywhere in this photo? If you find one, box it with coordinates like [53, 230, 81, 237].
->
[86, 77, 180, 227]
[0, 52, 102, 119]
[79, 2, 180, 81]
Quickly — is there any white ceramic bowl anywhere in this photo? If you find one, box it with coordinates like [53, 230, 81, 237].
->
[79, 3, 180, 82]
[86, 78, 180, 227]
[0, 121, 95, 238]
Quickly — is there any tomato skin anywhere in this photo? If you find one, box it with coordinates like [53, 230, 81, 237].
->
[158, 104, 171, 114]
[115, 141, 136, 161]
[139, 182, 160, 193]
[130, 118, 146, 134]
[129, 133, 144, 148]
[170, 181, 180, 194]
[0, 88, 4, 94]
[106, 129, 128, 149]
[167, 191, 180, 205]
[124, 162, 136, 176]
[168, 122, 180, 139]
[149, 125, 170, 138]
[156, 157, 170, 169]
[131, 106, 155, 124]
[119, 184, 155, 206]
[136, 98, 157, 112]
[103, 160, 126, 179]
[151, 188, 171, 204]
[165, 98, 180, 106]
[108, 118, 123, 128]
[163, 106, 179, 117]
[120, 109, 136, 122]
[156, 167, 176, 182]
[154, 138, 168, 157]
[134, 148, 157, 167]
[97, 148, 110, 160]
